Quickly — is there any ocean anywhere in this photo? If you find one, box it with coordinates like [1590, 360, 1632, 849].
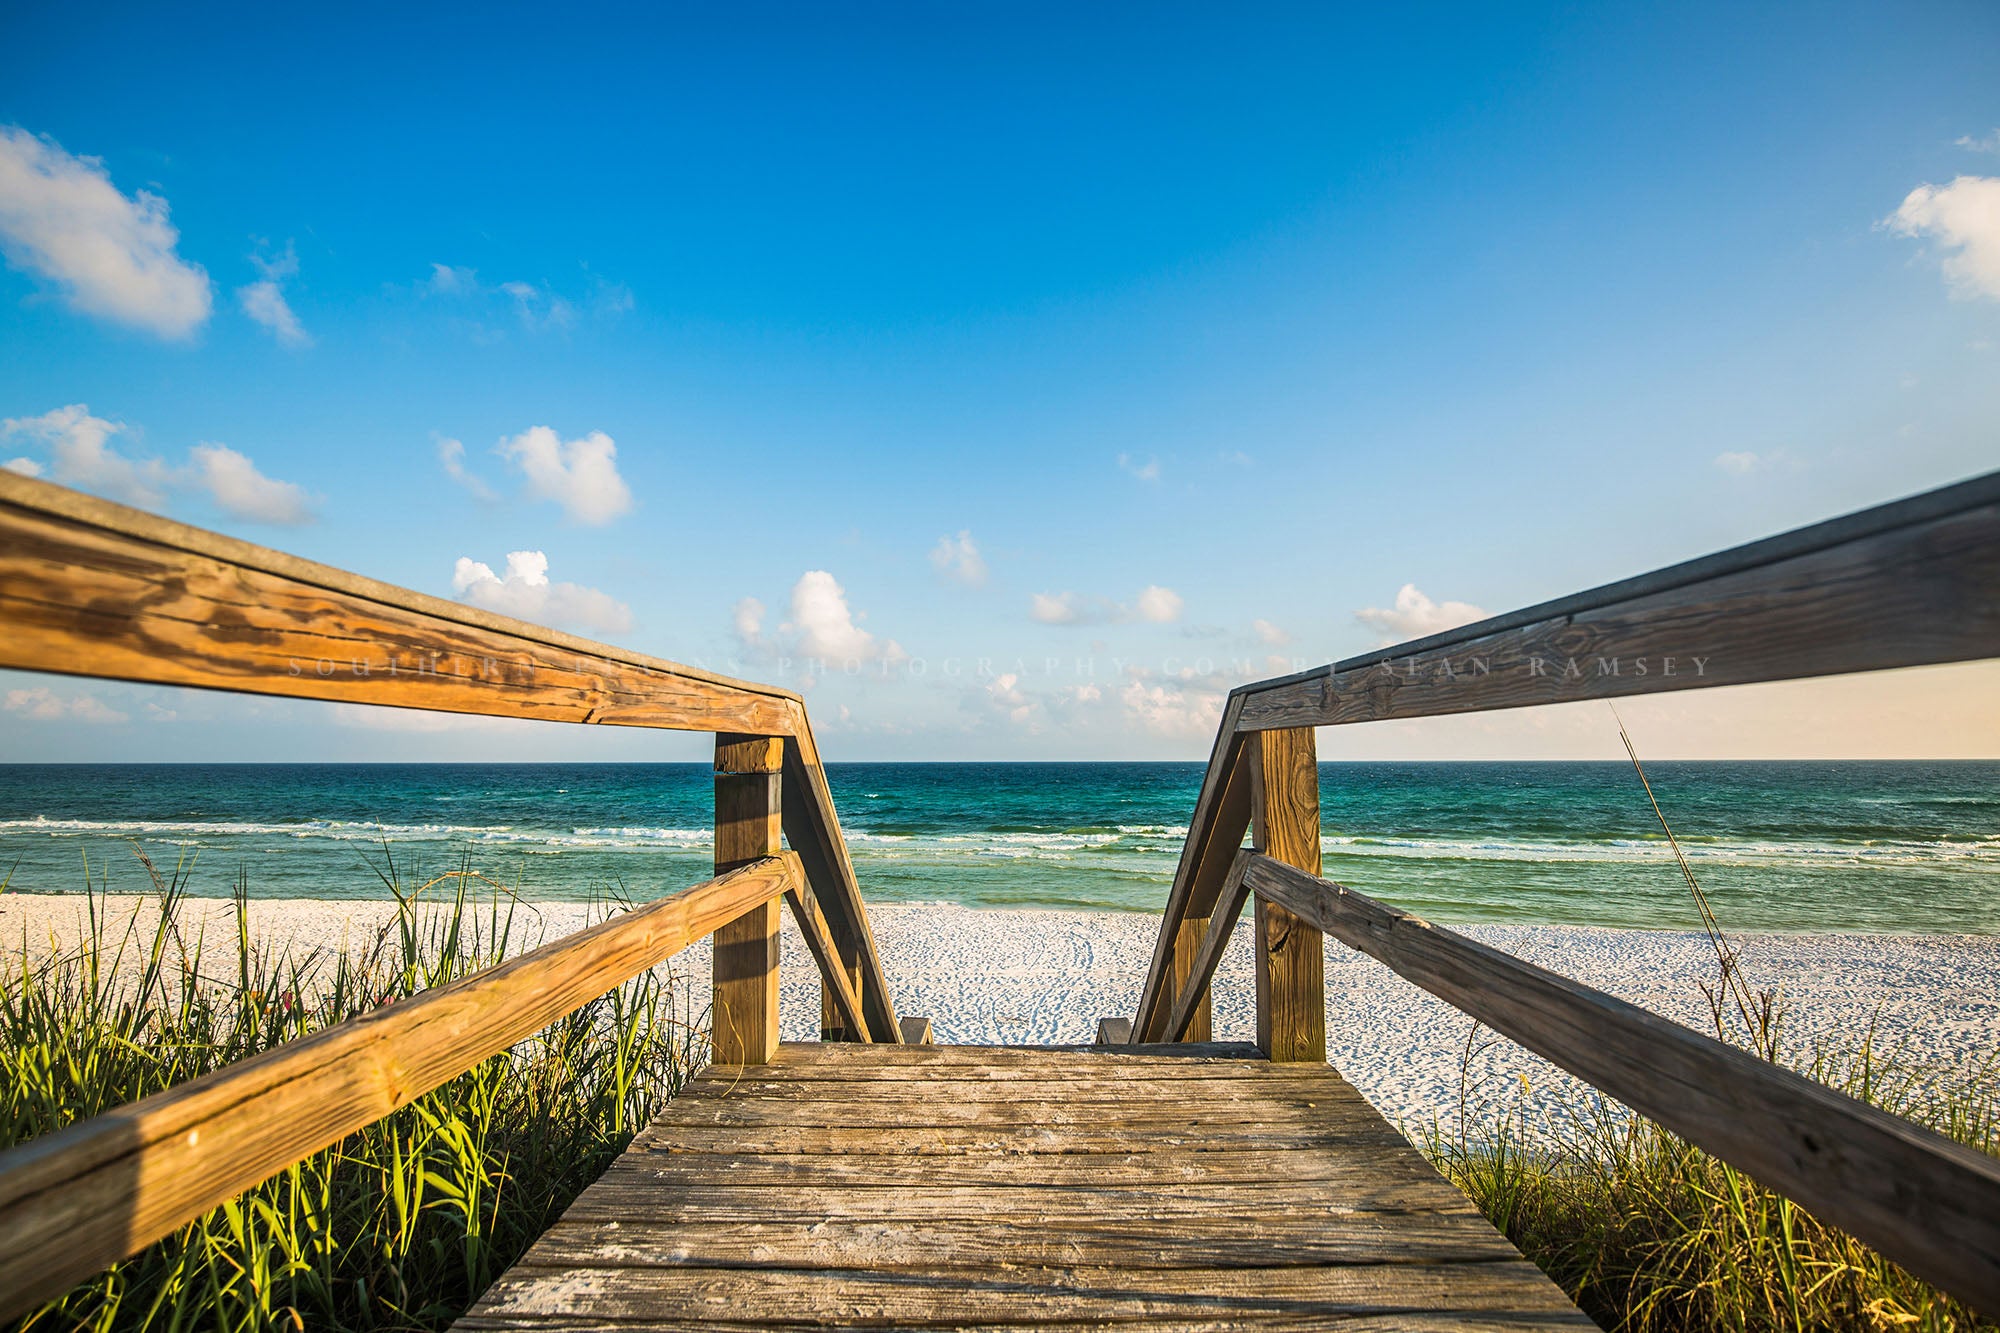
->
[0, 762, 1995, 934]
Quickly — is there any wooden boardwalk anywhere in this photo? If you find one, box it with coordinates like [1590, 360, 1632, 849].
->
[458, 1043, 1592, 1330]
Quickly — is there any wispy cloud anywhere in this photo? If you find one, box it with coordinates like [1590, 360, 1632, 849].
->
[1030, 584, 1183, 626]
[1886, 175, 2000, 300]
[452, 550, 632, 634]
[1252, 618, 1290, 646]
[1355, 584, 1488, 645]
[0, 125, 212, 338]
[498, 425, 634, 525]
[435, 434, 497, 500]
[1117, 452, 1161, 482]
[1956, 129, 2000, 155]
[929, 530, 988, 587]
[237, 240, 310, 347]
[4, 686, 128, 723]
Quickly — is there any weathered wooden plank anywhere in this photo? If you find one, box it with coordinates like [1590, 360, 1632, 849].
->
[784, 879, 870, 1043]
[782, 730, 902, 1043]
[457, 1318, 1585, 1333]
[467, 1260, 1589, 1325]
[0, 855, 803, 1319]
[1251, 728, 1324, 1063]
[1236, 468, 2000, 731]
[1245, 851, 2000, 1316]
[712, 739, 784, 1065]
[519, 1211, 1525, 1269]
[1093, 1017, 1134, 1046]
[1160, 851, 1253, 1043]
[704, 1040, 1270, 1074]
[896, 1015, 934, 1045]
[1132, 695, 1248, 1041]
[0, 472, 800, 735]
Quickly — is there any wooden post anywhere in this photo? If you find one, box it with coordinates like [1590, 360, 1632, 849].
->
[713, 734, 783, 1064]
[1168, 914, 1214, 1042]
[820, 930, 865, 1041]
[1252, 726, 1324, 1062]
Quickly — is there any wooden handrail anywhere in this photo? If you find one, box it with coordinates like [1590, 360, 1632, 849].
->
[1126, 467, 2000, 1311]
[0, 469, 904, 1042]
[1245, 853, 2000, 1314]
[0, 854, 804, 1319]
[1235, 467, 2000, 731]
[1134, 467, 2000, 1036]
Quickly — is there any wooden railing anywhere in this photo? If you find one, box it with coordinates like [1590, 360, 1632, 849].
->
[0, 471, 909, 1315]
[1128, 466, 2000, 1313]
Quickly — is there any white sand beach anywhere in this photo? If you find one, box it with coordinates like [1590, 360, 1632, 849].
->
[5, 893, 1997, 1137]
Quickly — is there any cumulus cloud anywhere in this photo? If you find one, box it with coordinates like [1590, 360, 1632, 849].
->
[498, 425, 633, 524]
[1252, 618, 1290, 646]
[4, 686, 128, 723]
[1, 404, 166, 507]
[236, 241, 309, 347]
[1887, 175, 2000, 300]
[929, 530, 987, 586]
[2, 403, 314, 522]
[188, 442, 316, 524]
[1355, 584, 1489, 645]
[452, 549, 632, 634]
[0, 126, 212, 338]
[987, 672, 1033, 725]
[1120, 675, 1224, 738]
[1031, 585, 1184, 626]
[1117, 452, 1161, 482]
[788, 570, 904, 662]
[435, 434, 497, 500]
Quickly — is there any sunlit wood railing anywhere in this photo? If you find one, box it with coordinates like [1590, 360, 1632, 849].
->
[0, 470, 911, 1314]
[1124, 466, 2000, 1313]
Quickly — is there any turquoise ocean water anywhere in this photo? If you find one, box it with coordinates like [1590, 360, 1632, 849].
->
[0, 762, 1995, 934]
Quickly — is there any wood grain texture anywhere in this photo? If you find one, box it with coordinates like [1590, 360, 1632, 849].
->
[0, 473, 800, 735]
[1161, 851, 1253, 1044]
[1252, 728, 1324, 1063]
[1235, 470, 2000, 731]
[1244, 852, 2000, 1317]
[0, 855, 803, 1320]
[782, 729, 903, 1043]
[784, 881, 870, 1044]
[1168, 911, 1215, 1042]
[457, 1043, 1590, 1330]
[1132, 697, 1248, 1041]
[713, 742, 783, 1065]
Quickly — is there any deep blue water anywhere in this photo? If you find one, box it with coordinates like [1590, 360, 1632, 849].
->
[0, 762, 1995, 933]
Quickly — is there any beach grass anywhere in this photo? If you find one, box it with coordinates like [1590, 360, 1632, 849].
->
[1, 848, 703, 1332]
[1419, 1022, 2000, 1332]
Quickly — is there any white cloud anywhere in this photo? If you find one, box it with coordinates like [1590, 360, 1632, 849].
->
[1119, 676, 1223, 738]
[4, 456, 42, 477]
[1, 403, 166, 507]
[500, 280, 577, 332]
[1714, 451, 1759, 475]
[435, 434, 496, 500]
[1887, 175, 2000, 300]
[236, 242, 309, 347]
[787, 570, 904, 662]
[732, 596, 768, 650]
[1355, 584, 1489, 645]
[929, 530, 987, 586]
[1134, 585, 1183, 623]
[1252, 618, 1291, 646]
[4, 686, 128, 723]
[424, 263, 479, 296]
[498, 425, 633, 524]
[0, 126, 212, 338]
[1031, 585, 1184, 626]
[452, 549, 633, 634]
[188, 442, 315, 524]
[1957, 130, 2000, 155]
[1117, 452, 1161, 482]
[987, 672, 1034, 725]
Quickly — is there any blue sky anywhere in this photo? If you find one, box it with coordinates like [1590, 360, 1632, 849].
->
[2, 2, 1997, 761]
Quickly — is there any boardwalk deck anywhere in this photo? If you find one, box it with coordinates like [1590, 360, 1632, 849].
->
[459, 1043, 1593, 1330]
